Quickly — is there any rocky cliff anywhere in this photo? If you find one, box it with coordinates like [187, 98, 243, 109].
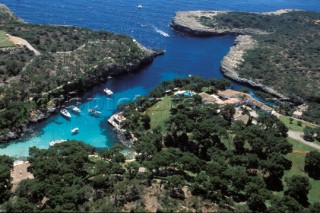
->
[220, 35, 289, 100]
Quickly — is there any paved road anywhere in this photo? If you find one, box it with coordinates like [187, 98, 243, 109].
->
[288, 130, 320, 151]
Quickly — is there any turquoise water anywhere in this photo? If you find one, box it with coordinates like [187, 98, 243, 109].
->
[0, 0, 319, 157]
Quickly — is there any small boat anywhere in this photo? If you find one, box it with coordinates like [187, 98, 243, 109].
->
[49, 140, 67, 146]
[71, 128, 79, 134]
[88, 109, 102, 115]
[137, 4, 143, 9]
[103, 88, 113, 96]
[153, 26, 170, 38]
[107, 76, 112, 79]
[72, 106, 81, 113]
[60, 109, 71, 118]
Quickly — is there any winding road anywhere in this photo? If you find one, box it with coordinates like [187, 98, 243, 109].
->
[8, 35, 41, 56]
[288, 130, 320, 151]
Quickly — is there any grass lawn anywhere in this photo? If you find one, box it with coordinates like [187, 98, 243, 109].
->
[145, 95, 173, 132]
[282, 138, 320, 204]
[279, 115, 319, 132]
[0, 30, 14, 47]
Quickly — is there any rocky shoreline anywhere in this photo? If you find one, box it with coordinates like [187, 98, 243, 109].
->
[220, 35, 289, 100]
[170, 11, 267, 36]
[171, 10, 290, 101]
[0, 47, 163, 143]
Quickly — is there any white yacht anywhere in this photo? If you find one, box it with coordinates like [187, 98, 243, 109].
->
[71, 128, 79, 134]
[153, 26, 170, 38]
[103, 88, 113, 96]
[72, 106, 81, 113]
[137, 4, 143, 9]
[88, 109, 102, 115]
[60, 109, 71, 118]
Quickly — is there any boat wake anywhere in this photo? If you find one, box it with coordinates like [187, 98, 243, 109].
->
[153, 26, 170, 38]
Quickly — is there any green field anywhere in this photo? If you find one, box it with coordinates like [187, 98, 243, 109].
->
[283, 138, 320, 204]
[279, 115, 319, 132]
[0, 30, 14, 47]
[145, 95, 173, 132]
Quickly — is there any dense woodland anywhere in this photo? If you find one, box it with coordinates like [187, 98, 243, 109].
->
[0, 5, 152, 138]
[1, 77, 320, 212]
[199, 11, 320, 123]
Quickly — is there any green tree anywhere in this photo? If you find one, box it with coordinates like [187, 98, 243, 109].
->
[268, 196, 303, 213]
[308, 202, 320, 213]
[221, 104, 235, 124]
[126, 161, 140, 180]
[247, 193, 266, 212]
[314, 127, 320, 141]
[0, 155, 13, 203]
[305, 151, 320, 179]
[166, 175, 186, 199]
[303, 126, 315, 142]
[141, 114, 151, 130]
[285, 175, 311, 207]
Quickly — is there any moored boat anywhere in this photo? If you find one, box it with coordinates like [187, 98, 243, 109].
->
[60, 109, 71, 118]
[103, 88, 113, 96]
[88, 109, 102, 115]
[71, 128, 79, 134]
[72, 106, 81, 113]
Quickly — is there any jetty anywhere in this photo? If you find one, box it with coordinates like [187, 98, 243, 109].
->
[108, 112, 126, 130]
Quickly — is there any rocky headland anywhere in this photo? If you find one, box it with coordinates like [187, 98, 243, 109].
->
[170, 10, 306, 101]
[170, 11, 268, 36]
[220, 35, 289, 100]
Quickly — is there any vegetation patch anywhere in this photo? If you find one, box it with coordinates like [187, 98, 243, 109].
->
[279, 115, 319, 132]
[145, 95, 173, 132]
[0, 31, 14, 48]
[285, 138, 320, 204]
[2, 78, 320, 212]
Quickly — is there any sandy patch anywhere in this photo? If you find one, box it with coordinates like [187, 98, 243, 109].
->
[11, 161, 34, 192]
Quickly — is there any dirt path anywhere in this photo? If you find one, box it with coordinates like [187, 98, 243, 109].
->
[292, 149, 309, 154]
[288, 130, 320, 151]
[8, 35, 40, 56]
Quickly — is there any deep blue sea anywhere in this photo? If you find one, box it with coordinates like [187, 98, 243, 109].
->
[0, 0, 319, 157]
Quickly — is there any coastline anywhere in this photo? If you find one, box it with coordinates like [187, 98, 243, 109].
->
[0, 47, 163, 143]
[170, 11, 268, 36]
[170, 10, 292, 101]
[220, 35, 290, 100]
[0, 4, 164, 144]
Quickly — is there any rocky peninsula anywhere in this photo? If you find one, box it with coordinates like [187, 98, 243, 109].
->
[171, 11, 268, 36]
[0, 4, 163, 143]
[171, 10, 320, 103]
[220, 35, 289, 100]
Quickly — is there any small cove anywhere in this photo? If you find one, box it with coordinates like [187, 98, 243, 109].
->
[0, 0, 319, 157]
